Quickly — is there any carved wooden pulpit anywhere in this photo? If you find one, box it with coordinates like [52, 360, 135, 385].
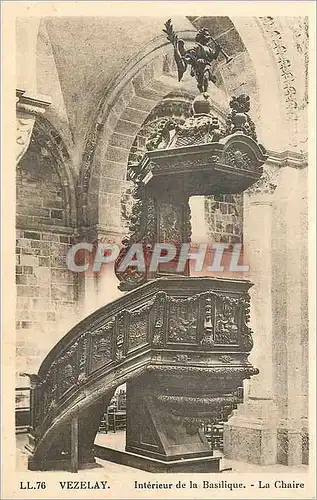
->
[111, 88, 267, 470]
[26, 24, 268, 473]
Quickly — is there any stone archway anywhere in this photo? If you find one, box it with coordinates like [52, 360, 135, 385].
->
[30, 116, 78, 228]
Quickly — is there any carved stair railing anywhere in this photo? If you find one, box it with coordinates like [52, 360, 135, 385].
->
[26, 276, 257, 471]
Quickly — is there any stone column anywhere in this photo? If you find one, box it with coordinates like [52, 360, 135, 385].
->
[223, 162, 279, 465]
[190, 196, 209, 243]
[76, 227, 123, 318]
[223, 151, 308, 467]
[94, 230, 123, 309]
[16, 89, 51, 164]
[271, 154, 308, 466]
[15, 90, 51, 392]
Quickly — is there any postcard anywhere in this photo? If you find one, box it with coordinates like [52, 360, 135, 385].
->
[1, 1, 316, 498]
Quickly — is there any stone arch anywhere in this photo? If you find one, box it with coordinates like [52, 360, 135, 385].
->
[18, 115, 77, 229]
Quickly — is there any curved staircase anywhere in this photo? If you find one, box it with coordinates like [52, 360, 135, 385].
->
[26, 276, 257, 471]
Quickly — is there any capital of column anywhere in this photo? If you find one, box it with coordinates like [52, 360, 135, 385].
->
[19, 372, 40, 389]
[16, 89, 51, 164]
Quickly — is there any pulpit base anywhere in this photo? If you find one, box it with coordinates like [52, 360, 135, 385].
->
[94, 444, 221, 473]
[27, 455, 102, 472]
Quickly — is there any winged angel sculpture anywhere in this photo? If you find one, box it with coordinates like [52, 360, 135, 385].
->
[163, 19, 232, 93]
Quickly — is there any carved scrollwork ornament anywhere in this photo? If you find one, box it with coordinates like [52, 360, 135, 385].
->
[116, 183, 157, 290]
[219, 355, 234, 364]
[223, 146, 253, 171]
[152, 292, 166, 346]
[260, 17, 298, 123]
[16, 115, 36, 164]
[173, 354, 191, 363]
[16, 89, 51, 164]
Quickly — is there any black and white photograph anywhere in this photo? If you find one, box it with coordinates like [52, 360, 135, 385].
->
[1, 2, 315, 499]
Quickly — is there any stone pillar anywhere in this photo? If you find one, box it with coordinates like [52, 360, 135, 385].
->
[271, 154, 308, 466]
[224, 151, 308, 467]
[16, 89, 51, 164]
[300, 163, 309, 465]
[94, 231, 123, 309]
[223, 163, 279, 465]
[190, 196, 209, 243]
[15, 89, 51, 392]
[76, 228, 123, 318]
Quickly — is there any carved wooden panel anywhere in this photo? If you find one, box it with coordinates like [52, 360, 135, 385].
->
[128, 314, 149, 351]
[214, 296, 240, 345]
[167, 296, 198, 344]
[90, 320, 115, 372]
[159, 202, 183, 245]
[41, 367, 57, 419]
[58, 349, 78, 397]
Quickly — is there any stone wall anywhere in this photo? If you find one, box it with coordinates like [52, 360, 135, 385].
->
[16, 132, 78, 379]
[205, 194, 243, 244]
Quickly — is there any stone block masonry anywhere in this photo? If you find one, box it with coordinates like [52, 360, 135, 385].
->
[205, 194, 243, 244]
[16, 137, 79, 380]
[16, 229, 79, 378]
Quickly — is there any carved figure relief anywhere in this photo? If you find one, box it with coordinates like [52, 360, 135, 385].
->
[90, 321, 114, 372]
[159, 202, 183, 245]
[128, 315, 148, 350]
[168, 296, 198, 343]
[214, 296, 240, 344]
[152, 291, 166, 346]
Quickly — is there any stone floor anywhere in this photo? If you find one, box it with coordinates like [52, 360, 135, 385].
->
[17, 432, 308, 474]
